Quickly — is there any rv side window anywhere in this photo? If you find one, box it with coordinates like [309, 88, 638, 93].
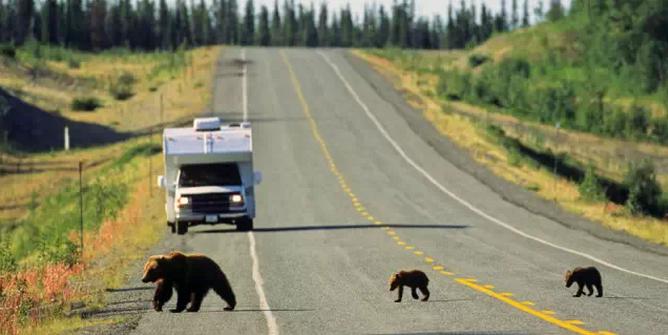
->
[178, 163, 242, 187]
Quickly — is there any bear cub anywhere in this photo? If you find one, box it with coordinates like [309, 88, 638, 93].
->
[565, 266, 603, 297]
[142, 251, 236, 312]
[389, 270, 430, 302]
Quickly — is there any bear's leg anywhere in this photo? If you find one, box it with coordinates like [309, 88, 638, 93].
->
[586, 283, 594, 296]
[187, 290, 206, 312]
[411, 287, 419, 300]
[394, 285, 403, 302]
[213, 280, 236, 311]
[419, 286, 430, 302]
[574, 283, 584, 297]
[170, 287, 190, 313]
[595, 283, 603, 297]
[154, 280, 173, 312]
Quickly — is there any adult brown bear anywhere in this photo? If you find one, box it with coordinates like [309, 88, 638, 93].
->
[389, 270, 430, 302]
[141, 251, 236, 312]
[565, 266, 603, 297]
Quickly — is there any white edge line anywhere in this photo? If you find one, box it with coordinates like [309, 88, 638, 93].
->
[243, 47, 279, 335]
[248, 231, 279, 335]
[317, 50, 668, 285]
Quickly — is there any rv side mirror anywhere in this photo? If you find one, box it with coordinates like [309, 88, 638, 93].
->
[253, 171, 263, 185]
[157, 175, 165, 189]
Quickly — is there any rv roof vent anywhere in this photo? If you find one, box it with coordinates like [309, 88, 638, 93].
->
[193, 117, 221, 131]
[229, 122, 241, 128]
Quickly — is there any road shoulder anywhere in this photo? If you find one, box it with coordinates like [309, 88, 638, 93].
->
[344, 50, 668, 257]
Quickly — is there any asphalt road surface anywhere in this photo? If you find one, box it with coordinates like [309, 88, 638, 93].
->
[121, 47, 668, 335]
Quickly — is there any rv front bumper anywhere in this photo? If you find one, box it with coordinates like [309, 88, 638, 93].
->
[176, 211, 247, 223]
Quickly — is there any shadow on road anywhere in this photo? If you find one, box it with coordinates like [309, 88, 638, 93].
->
[193, 223, 469, 235]
[367, 332, 532, 335]
[105, 286, 154, 293]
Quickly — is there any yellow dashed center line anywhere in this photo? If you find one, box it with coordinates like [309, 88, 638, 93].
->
[280, 50, 612, 335]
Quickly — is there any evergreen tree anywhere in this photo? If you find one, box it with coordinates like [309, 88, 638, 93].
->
[257, 4, 270, 46]
[16, 0, 34, 44]
[511, 0, 518, 29]
[269, 0, 280, 45]
[547, 0, 564, 21]
[303, 4, 317, 47]
[89, 0, 108, 49]
[283, 0, 296, 46]
[496, 0, 508, 32]
[40, 0, 58, 44]
[158, 0, 171, 49]
[534, 0, 544, 22]
[317, 3, 328, 46]
[241, 0, 254, 45]
[340, 4, 353, 47]
[377, 4, 390, 47]
[226, 0, 238, 44]
[522, 0, 530, 27]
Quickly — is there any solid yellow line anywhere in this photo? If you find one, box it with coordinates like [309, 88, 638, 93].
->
[280, 50, 608, 335]
[456, 278, 596, 335]
[542, 310, 556, 315]
[522, 301, 535, 306]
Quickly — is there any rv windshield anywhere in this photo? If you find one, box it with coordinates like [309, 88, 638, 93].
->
[178, 163, 242, 187]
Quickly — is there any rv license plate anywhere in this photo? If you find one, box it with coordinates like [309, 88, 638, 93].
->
[205, 215, 218, 223]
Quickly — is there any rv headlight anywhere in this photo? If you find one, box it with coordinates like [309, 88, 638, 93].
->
[177, 196, 190, 207]
[230, 194, 243, 204]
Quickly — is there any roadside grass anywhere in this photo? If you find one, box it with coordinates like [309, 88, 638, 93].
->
[0, 44, 219, 133]
[0, 138, 165, 334]
[0, 45, 219, 226]
[0, 45, 221, 334]
[354, 50, 668, 247]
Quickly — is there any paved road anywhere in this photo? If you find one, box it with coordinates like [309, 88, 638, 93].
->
[126, 47, 668, 335]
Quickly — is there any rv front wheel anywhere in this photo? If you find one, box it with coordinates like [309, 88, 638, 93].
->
[237, 218, 253, 231]
[176, 221, 188, 235]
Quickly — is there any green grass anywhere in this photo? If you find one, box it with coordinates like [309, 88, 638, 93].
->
[1, 143, 159, 269]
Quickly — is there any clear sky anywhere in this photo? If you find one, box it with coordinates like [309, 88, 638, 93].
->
[250, 0, 572, 22]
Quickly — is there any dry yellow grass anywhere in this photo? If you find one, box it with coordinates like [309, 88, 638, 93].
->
[354, 50, 668, 247]
[0, 46, 220, 225]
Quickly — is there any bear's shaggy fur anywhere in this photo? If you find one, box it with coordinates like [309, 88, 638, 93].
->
[389, 270, 430, 302]
[565, 266, 603, 297]
[142, 251, 236, 312]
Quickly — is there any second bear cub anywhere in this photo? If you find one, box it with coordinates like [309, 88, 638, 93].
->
[565, 266, 603, 297]
[389, 270, 430, 302]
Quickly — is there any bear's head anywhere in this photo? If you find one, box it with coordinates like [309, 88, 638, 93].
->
[388, 272, 401, 291]
[142, 255, 167, 283]
[564, 270, 574, 288]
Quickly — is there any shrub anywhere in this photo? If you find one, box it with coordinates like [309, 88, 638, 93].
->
[109, 72, 136, 100]
[624, 159, 663, 216]
[625, 105, 649, 140]
[67, 58, 81, 69]
[117, 72, 136, 86]
[109, 83, 134, 100]
[579, 164, 606, 202]
[468, 54, 489, 68]
[0, 44, 16, 59]
[71, 96, 102, 111]
[0, 238, 17, 273]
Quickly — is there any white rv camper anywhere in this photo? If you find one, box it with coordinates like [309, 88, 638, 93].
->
[157, 117, 261, 234]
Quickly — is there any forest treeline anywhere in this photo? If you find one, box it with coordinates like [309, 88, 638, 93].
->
[0, 0, 565, 51]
